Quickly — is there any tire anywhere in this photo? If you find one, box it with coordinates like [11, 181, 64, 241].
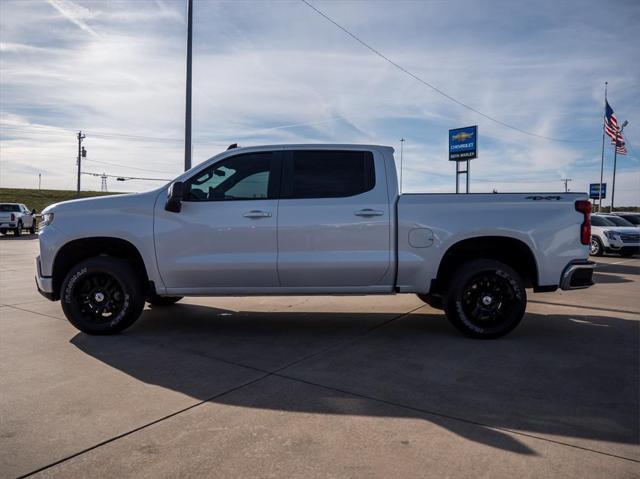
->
[147, 293, 183, 306]
[61, 256, 145, 335]
[0, 229, 6, 235]
[14, 221, 22, 236]
[416, 293, 443, 310]
[589, 237, 603, 256]
[29, 222, 36, 234]
[443, 259, 527, 339]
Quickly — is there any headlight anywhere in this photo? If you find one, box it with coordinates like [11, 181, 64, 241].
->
[39, 212, 54, 230]
[603, 230, 620, 240]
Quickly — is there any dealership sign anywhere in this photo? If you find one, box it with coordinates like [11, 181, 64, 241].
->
[449, 126, 478, 161]
[589, 183, 606, 199]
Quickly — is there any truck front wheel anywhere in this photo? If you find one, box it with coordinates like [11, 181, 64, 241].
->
[443, 259, 526, 339]
[60, 257, 145, 335]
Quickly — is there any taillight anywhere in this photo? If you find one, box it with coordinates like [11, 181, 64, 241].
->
[10, 213, 15, 222]
[575, 200, 591, 245]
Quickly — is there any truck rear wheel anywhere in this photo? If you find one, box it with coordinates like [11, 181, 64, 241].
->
[61, 256, 145, 335]
[443, 259, 526, 339]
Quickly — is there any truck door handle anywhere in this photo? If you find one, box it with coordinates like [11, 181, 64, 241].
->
[242, 210, 272, 218]
[354, 209, 384, 217]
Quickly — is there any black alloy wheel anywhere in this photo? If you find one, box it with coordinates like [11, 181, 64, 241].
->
[74, 272, 126, 323]
[61, 256, 145, 334]
[460, 272, 517, 328]
[444, 259, 526, 338]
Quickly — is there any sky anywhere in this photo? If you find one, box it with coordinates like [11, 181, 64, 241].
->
[0, 0, 639, 206]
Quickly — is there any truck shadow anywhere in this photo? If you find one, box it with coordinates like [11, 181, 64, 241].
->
[595, 262, 640, 277]
[593, 272, 633, 284]
[70, 305, 639, 457]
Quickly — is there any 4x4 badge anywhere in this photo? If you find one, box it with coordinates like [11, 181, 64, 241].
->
[525, 195, 562, 201]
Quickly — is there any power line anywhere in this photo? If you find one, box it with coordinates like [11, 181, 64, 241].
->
[83, 158, 178, 174]
[299, 0, 597, 144]
[82, 171, 171, 181]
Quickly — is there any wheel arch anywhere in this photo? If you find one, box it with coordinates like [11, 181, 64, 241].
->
[51, 237, 149, 300]
[431, 235, 539, 294]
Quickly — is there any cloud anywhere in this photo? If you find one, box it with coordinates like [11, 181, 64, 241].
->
[0, 0, 638, 204]
[47, 0, 98, 37]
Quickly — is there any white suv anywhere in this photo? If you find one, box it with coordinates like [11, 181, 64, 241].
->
[0, 203, 36, 236]
[590, 215, 640, 257]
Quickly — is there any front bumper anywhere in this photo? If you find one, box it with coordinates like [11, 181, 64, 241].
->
[35, 256, 55, 300]
[560, 260, 595, 290]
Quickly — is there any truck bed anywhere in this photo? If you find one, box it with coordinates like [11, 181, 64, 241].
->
[396, 192, 588, 292]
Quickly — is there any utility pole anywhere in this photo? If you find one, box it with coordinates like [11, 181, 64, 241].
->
[399, 138, 404, 193]
[76, 131, 85, 197]
[100, 173, 108, 192]
[38, 173, 41, 191]
[561, 178, 572, 192]
[184, 0, 193, 172]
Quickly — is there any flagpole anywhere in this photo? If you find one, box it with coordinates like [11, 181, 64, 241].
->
[598, 81, 607, 213]
[611, 141, 618, 212]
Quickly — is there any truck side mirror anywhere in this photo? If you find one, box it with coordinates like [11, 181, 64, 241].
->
[31, 209, 36, 215]
[165, 181, 184, 213]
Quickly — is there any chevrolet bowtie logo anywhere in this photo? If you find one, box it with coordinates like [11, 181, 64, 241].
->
[452, 131, 474, 141]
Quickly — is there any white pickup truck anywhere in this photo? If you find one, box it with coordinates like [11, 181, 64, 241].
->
[0, 203, 37, 236]
[36, 144, 595, 338]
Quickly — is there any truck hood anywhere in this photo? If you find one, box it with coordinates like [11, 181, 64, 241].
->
[42, 189, 163, 215]
[592, 225, 639, 234]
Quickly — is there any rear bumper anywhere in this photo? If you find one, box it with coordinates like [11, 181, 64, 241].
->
[560, 260, 595, 290]
[0, 222, 17, 228]
[35, 256, 55, 300]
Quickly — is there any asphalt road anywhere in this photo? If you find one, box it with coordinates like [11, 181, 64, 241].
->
[1, 235, 638, 478]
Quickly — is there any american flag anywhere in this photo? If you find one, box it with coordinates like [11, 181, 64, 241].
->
[604, 101, 627, 155]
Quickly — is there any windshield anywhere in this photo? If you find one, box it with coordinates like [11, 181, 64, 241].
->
[0, 204, 20, 212]
[618, 214, 640, 225]
[590, 215, 615, 227]
[604, 216, 633, 227]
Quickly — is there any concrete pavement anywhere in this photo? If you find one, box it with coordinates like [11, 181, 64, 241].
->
[1, 235, 638, 478]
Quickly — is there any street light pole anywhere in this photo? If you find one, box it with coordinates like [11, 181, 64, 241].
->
[184, 0, 193, 172]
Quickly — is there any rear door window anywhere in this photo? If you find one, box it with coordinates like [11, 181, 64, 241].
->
[283, 150, 375, 199]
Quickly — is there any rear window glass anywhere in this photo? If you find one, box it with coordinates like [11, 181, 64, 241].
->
[286, 150, 375, 199]
[0, 205, 20, 212]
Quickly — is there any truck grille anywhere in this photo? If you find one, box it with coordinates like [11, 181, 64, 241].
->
[620, 233, 640, 243]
